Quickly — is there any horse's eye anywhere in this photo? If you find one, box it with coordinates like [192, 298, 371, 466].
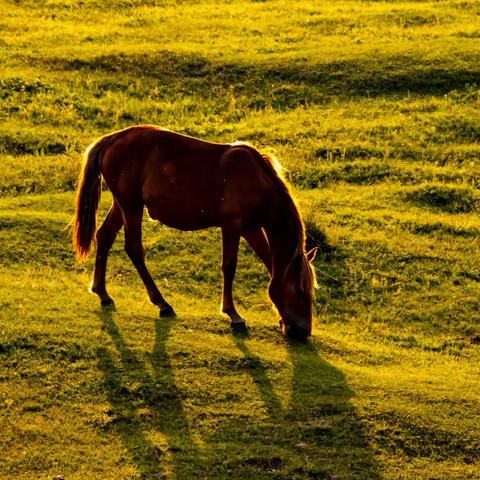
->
[296, 286, 305, 296]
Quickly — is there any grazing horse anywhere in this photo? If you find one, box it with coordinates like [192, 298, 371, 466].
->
[73, 125, 317, 340]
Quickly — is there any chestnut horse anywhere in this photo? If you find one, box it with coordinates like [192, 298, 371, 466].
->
[73, 125, 316, 340]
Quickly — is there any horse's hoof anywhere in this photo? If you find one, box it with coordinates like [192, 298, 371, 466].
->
[159, 305, 176, 318]
[101, 298, 115, 308]
[231, 321, 249, 336]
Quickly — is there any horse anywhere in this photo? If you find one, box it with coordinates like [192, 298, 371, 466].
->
[73, 125, 317, 341]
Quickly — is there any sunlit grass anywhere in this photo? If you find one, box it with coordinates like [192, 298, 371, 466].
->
[1, 0, 479, 479]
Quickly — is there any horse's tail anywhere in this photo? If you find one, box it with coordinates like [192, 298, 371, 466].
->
[73, 135, 112, 261]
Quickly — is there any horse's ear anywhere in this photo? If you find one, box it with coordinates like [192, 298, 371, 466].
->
[306, 247, 318, 263]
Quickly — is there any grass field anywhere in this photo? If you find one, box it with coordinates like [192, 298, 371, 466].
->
[1, 0, 479, 479]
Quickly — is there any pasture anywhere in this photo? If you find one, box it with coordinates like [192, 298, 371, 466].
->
[0, 0, 479, 478]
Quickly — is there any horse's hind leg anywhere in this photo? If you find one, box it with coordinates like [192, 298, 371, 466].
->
[91, 201, 123, 307]
[121, 205, 175, 317]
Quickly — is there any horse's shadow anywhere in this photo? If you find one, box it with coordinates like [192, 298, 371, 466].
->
[96, 309, 198, 479]
[96, 307, 380, 479]
[227, 335, 381, 479]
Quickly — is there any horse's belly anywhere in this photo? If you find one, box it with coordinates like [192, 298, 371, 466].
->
[146, 200, 220, 231]
[142, 163, 223, 230]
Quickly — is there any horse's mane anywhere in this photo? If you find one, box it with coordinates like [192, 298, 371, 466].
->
[233, 142, 317, 294]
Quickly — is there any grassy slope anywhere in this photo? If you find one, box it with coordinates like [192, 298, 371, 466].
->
[0, 1, 479, 479]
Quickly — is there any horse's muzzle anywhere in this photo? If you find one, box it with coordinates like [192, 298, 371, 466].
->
[279, 319, 311, 342]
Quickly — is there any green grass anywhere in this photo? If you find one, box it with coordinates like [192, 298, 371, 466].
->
[1, 1, 479, 479]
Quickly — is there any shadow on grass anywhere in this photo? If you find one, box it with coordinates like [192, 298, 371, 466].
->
[229, 337, 381, 479]
[289, 340, 380, 479]
[233, 336, 283, 421]
[96, 309, 199, 479]
[36, 51, 480, 100]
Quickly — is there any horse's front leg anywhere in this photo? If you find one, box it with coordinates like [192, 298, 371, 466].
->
[221, 223, 247, 332]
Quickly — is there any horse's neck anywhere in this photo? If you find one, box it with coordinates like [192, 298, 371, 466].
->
[265, 198, 303, 278]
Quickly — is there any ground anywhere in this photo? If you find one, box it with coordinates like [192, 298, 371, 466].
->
[0, 1, 479, 479]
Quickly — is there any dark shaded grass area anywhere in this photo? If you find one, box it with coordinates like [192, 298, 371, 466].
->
[367, 410, 479, 463]
[32, 51, 480, 102]
[0, 132, 67, 156]
[403, 184, 480, 213]
[290, 162, 480, 189]
[0, 216, 74, 266]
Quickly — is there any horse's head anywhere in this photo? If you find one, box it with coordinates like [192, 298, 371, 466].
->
[269, 248, 317, 342]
